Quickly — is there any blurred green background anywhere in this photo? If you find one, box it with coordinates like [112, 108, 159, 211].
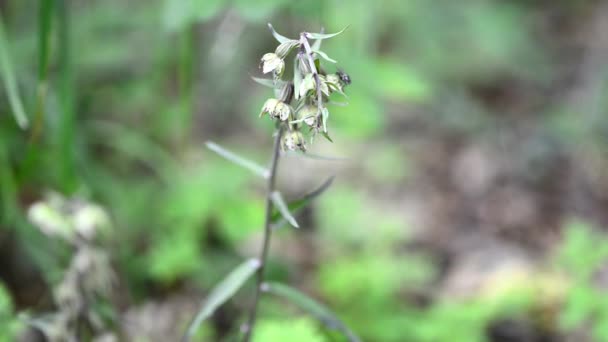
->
[2, 0, 608, 341]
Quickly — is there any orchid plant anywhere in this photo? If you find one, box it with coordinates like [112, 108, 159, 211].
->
[182, 24, 358, 342]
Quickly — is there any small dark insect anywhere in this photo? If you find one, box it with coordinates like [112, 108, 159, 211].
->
[336, 69, 351, 86]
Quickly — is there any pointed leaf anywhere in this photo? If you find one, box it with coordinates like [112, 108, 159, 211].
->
[0, 16, 28, 129]
[321, 131, 333, 143]
[251, 76, 285, 89]
[311, 28, 324, 50]
[271, 176, 334, 227]
[305, 26, 349, 40]
[263, 282, 361, 342]
[312, 49, 337, 63]
[183, 259, 261, 342]
[206, 141, 269, 178]
[267, 23, 291, 44]
[271, 191, 299, 228]
[321, 108, 330, 133]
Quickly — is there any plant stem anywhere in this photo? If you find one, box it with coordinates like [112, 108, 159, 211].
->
[242, 125, 284, 342]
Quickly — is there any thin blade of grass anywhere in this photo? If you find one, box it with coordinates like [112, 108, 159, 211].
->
[183, 259, 261, 342]
[270, 191, 299, 228]
[0, 15, 28, 129]
[206, 141, 269, 178]
[263, 282, 361, 342]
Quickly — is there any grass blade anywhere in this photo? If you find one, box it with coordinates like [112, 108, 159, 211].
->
[270, 191, 299, 228]
[271, 176, 334, 228]
[206, 141, 269, 178]
[183, 259, 261, 342]
[0, 14, 28, 129]
[263, 282, 361, 342]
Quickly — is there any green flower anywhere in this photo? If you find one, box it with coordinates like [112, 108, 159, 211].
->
[282, 130, 306, 152]
[260, 53, 285, 75]
[260, 98, 291, 121]
[298, 104, 318, 127]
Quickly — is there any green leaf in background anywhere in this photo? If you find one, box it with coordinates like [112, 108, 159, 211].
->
[0, 15, 28, 129]
[163, 0, 224, 33]
[271, 176, 334, 228]
[183, 258, 261, 342]
[253, 317, 325, 342]
[329, 88, 384, 139]
[371, 60, 432, 102]
[206, 141, 269, 178]
[270, 191, 299, 228]
[234, 1, 287, 22]
[263, 282, 361, 342]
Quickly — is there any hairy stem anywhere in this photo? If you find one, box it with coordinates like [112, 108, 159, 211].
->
[242, 125, 284, 342]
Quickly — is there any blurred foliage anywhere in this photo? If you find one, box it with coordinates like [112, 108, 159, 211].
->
[0, 0, 608, 340]
[0, 282, 21, 342]
[558, 221, 608, 342]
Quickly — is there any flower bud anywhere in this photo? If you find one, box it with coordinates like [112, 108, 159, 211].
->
[275, 40, 298, 59]
[282, 130, 306, 152]
[274, 101, 291, 121]
[259, 98, 291, 121]
[260, 53, 284, 75]
[326, 73, 343, 93]
[278, 83, 294, 104]
[298, 105, 318, 127]
[260, 98, 279, 118]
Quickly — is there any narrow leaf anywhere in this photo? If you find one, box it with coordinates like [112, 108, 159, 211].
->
[305, 26, 349, 40]
[183, 259, 261, 342]
[0, 15, 28, 129]
[271, 176, 334, 227]
[206, 141, 269, 178]
[251, 76, 285, 89]
[267, 23, 291, 44]
[312, 49, 337, 63]
[321, 131, 333, 143]
[311, 28, 324, 50]
[271, 191, 299, 228]
[263, 282, 361, 342]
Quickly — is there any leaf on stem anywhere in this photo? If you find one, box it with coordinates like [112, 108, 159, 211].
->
[270, 191, 299, 228]
[312, 49, 337, 63]
[271, 176, 334, 228]
[251, 76, 286, 89]
[267, 23, 291, 44]
[305, 26, 349, 40]
[262, 282, 361, 342]
[206, 141, 269, 179]
[183, 259, 261, 342]
[0, 15, 28, 129]
[311, 28, 324, 50]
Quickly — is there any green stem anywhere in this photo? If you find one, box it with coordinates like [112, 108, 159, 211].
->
[241, 126, 284, 342]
